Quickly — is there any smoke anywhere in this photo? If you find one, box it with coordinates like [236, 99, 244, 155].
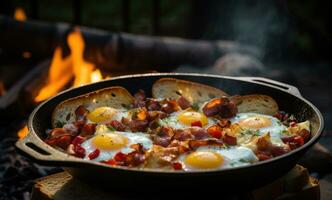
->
[228, 1, 289, 60]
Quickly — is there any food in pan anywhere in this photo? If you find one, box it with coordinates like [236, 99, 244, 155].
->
[45, 78, 311, 171]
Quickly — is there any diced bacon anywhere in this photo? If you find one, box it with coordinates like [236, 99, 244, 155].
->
[129, 119, 149, 132]
[75, 105, 89, 121]
[223, 134, 237, 145]
[45, 135, 72, 150]
[161, 100, 179, 114]
[173, 129, 194, 141]
[172, 162, 183, 170]
[256, 151, 272, 161]
[133, 89, 146, 108]
[108, 120, 126, 131]
[88, 149, 100, 160]
[71, 136, 84, 146]
[297, 129, 311, 142]
[188, 139, 223, 150]
[177, 96, 191, 110]
[207, 125, 223, 139]
[271, 146, 289, 157]
[153, 135, 172, 147]
[203, 97, 237, 118]
[146, 99, 161, 111]
[80, 123, 97, 137]
[190, 127, 210, 140]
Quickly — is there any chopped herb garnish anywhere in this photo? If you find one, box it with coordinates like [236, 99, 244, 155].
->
[243, 129, 260, 136]
[106, 125, 116, 132]
[191, 103, 200, 111]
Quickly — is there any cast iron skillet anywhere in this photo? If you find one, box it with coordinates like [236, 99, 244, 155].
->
[16, 73, 324, 190]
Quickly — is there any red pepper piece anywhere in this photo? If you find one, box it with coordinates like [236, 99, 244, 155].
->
[102, 159, 117, 166]
[74, 145, 86, 158]
[191, 121, 202, 127]
[114, 152, 126, 162]
[173, 162, 183, 170]
[88, 149, 100, 160]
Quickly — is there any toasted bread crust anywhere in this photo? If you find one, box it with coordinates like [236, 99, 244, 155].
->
[52, 87, 134, 128]
[232, 94, 279, 115]
[152, 78, 229, 105]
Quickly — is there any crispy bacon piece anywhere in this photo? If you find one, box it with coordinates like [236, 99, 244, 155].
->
[129, 119, 149, 132]
[172, 162, 183, 170]
[71, 136, 84, 146]
[75, 105, 89, 121]
[133, 89, 146, 108]
[161, 100, 179, 114]
[188, 138, 223, 150]
[255, 151, 272, 161]
[148, 111, 168, 120]
[203, 97, 237, 118]
[177, 96, 191, 110]
[270, 146, 289, 157]
[297, 129, 311, 142]
[223, 134, 237, 146]
[218, 119, 231, 128]
[190, 127, 211, 140]
[45, 128, 75, 149]
[152, 127, 174, 147]
[80, 123, 97, 137]
[146, 99, 161, 111]
[172, 129, 194, 141]
[108, 120, 126, 131]
[113, 144, 146, 167]
[45, 135, 72, 150]
[207, 125, 223, 139]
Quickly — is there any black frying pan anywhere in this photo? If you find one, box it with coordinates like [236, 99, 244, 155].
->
[16, 73, 324, 190]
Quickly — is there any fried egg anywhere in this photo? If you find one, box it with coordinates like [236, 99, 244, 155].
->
[81, 125, 153, 162]
[231, 113, 287, 138]
[86, 106, 129, 124]
[176, 146, 258, 171]
[159, 109, 216, 129]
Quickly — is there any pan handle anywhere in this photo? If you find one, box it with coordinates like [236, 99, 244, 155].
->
[238, 77, 302, 97]
[15, 130, 78, 163]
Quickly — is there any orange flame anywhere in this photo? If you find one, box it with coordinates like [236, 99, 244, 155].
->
[18, 126, 28, 140]
[14, 7, 27, 21]
[34, 28, 104, 102]
[34, 47, 73, 102]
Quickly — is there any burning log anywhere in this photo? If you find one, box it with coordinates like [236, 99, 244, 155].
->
[0, 16, 260, 71]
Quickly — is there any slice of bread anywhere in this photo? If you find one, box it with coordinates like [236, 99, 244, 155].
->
[52, 87, 134, 128]
[232, 94, 279, 115]
[152, 78, 229, 105]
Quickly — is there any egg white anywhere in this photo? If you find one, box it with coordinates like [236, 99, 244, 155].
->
[231, 113, 287, 138]
[81, 127, 153, 162]
[177, 146, 258, 171]
[159, 110, 216, 130]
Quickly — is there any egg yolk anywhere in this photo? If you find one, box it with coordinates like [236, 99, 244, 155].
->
[184, 151, 224, 169]
[87, 107, 117, 123]
[92, 134, 128, 150]
[177, 111, 208, 126]
[239, 116, 272, 129]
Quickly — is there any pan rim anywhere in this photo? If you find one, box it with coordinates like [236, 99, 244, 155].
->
[26, 72, 325, 174]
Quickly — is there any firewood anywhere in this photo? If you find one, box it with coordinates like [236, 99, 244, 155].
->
[0, 16, 260, 71]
